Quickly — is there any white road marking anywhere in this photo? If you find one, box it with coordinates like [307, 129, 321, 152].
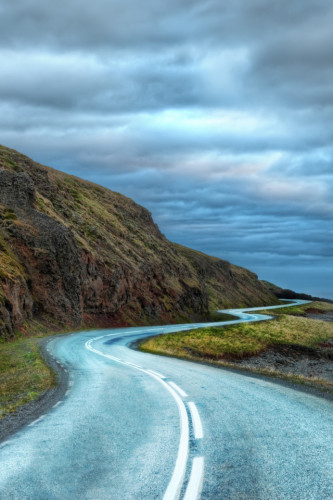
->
[188, 402, 203, 439]
[124, 362, 142, 369]
[85, 335, 190, 500]
[155, 377, 189, 500]
[53, 401, 62, 408]
[0, 440, 11, 449]
[146, 369, 166, 379]
[168, 381, 188, 398]
[183, 457, 204, 500]
[28, 415, 45, 427]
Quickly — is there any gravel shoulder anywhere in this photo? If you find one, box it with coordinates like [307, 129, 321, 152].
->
[226, 341, 333, 386]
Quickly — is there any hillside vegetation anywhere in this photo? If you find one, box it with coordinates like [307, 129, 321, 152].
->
[0, 144, 277, 340]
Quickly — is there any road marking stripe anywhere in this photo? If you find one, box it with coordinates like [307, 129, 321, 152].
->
[53, 401, 62, 408]
[168, 381, 188, 398]
[158, 379, 189, 500]
[85, 335, 190, 500]
[0, 440, 11, 449]
[188, 402, 203, 439]
[124, 362, 142, 369]
[146, 369, 166, 379]
[183, 457, 204, 500]
[28, 415, 45, 427]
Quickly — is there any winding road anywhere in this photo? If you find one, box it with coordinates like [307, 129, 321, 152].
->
[1, 300, 333, 499]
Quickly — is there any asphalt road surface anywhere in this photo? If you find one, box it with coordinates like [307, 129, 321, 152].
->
[1, 300, 333, 499]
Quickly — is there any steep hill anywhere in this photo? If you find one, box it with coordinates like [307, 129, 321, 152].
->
[0, 145, 278, 339]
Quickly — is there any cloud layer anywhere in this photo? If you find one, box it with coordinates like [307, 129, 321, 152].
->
[1, 0, 332, 297]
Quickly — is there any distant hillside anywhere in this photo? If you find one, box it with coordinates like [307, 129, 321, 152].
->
[0, 145, 278, 339]
[261, 281, 333, 304]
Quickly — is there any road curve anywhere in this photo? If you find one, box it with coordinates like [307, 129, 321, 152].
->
[1, 300, 333, 499]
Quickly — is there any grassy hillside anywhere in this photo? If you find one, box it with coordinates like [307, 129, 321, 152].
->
[0, 144, 278, 340]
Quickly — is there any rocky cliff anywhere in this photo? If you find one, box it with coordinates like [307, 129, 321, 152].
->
[0, 145, 278, 339]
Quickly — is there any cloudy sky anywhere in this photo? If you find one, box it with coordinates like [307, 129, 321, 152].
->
[1, 0, 332, 298]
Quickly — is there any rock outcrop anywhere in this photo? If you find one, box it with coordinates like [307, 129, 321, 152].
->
[0, 145, 278, 339]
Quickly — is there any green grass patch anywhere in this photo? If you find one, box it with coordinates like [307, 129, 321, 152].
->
[140, 306, 333, 361]
[262, 301, 333, 316]
[0, 337, 55, 418]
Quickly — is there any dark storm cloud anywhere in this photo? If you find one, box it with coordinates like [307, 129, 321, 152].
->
[0, 0, 332, 297]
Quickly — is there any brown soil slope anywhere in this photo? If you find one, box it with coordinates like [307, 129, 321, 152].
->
[0, 145, 277, 339]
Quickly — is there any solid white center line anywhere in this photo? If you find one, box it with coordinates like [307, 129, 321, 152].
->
[183, 457, 205, 500]
[160, 379, 189, 500]
[85, 335, 190, 500]
[188, 402, 204, 439]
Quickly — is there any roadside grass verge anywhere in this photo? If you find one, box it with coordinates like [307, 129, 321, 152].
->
[0, 316, 85, 419]
[261, 300, 333, 316]
[0, 337, 55, 418]
[139, 301, 333, 391]
[140, 314, 333, 360]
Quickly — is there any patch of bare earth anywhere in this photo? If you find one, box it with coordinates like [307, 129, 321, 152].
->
[230, 343, 333, 383]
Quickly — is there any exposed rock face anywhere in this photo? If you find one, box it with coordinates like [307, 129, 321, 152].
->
[0, 169, 82, 329]
[0, 145, 278, 339]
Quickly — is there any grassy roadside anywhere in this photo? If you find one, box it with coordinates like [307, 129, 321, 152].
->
[0, 337, 54, 418]
[139, 301, 333, 392]
[0, 318, 82, 419]
[261, 300, 333, 316]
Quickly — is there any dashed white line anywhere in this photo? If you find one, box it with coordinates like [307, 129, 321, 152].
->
[188, 402, 204, 439]
[183, 457, 204, 500]
[146, 369, 166, 379]
[168, 381, 188, 398]
[124, 362, 142, 369]
[28, 415, 45, 427]
[53, 401, 62, 408]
